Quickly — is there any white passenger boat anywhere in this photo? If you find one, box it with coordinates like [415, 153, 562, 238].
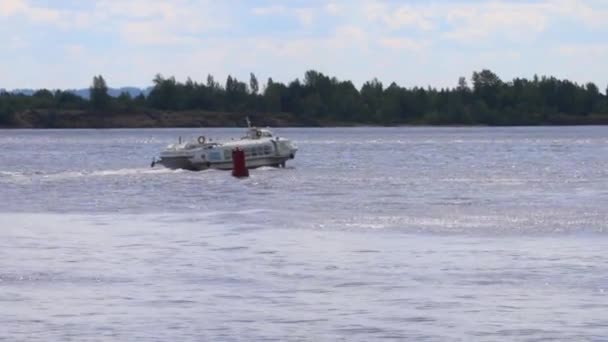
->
[151, 120, 297, 171]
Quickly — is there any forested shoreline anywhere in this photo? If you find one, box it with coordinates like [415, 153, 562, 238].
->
[2, 69, 608, 128]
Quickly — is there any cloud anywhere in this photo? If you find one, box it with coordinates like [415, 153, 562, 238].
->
[361, 0, 608, 43]
[252, 24, 372, 58]
[7, 35, 28, 49]
[120, 21, 202, 46]
[0, 0, 225, 39]
[558, 43, 608, 58]
[0, 0, 62, 24]
[389, 7, 435, 31]
[252, 5, 287, 16]
[442, 2, 550, 43]
[378, 37, 430, 52]
[2, 0, 608, 90]
[295, 8, 315, 27]
[64, 44, 85, 58]
[95, 0, 176, 19]
[252, 4, 317, 27]
[334, 25, 367, 43]
[365, 3, 435, 31]
[96, 0, 227, 46]
[0, 0, 25, 16]
[555, 0, 608, 28]
[325, 2, 340, 15]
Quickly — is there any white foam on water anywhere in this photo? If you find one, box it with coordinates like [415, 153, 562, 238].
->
[0, 167, 190, 185]
[0, 170, 31, 184]
[0, 171, 24, 178]
[89, 168, 184, 177]
[38, 168, 185, 181]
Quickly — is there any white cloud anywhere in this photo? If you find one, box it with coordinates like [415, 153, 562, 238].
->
[95, 0, 176, 19]
[120, 21, 202, 46]
[0, 0, 25, 16]
[554, 0, 608, 28]
[7, 35, 28, 49]
[2, 0, 608, 90]
[325, 2, 340, 15]
[442, 2, 550, 42]
[382, 5, 436, 31]
[295, 8, 315, 27]
[361, 0, 608, 43]
[378, 37, 430, 52]
[334, 25, 367, 42]
[94, 1, 226, 46]
[558, 43, 608, 58]
[0, 0, 224, 41]
[64, 44, 85, 58]
[252, 5, 287, 16]
[0, 0, 62, 24]
[252, 4, 317, 27]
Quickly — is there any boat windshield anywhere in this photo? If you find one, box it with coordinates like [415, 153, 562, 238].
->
[244, 128, 273, 139]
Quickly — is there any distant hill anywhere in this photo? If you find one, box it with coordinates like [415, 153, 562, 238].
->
[71, 87, 153, 99]
[3, 87, 152, 99]
[4, 88, 35, 96]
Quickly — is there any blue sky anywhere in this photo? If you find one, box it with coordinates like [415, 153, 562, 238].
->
[1, 0, 607, 91]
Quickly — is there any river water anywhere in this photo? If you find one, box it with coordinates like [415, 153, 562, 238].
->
[1, 127, 608, 341]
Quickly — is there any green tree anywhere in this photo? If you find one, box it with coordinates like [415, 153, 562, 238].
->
[206, 74, 219, 89]
[134, 93, 147, 108]
[2, 69, 608, 127]
[55, 90, 86, 109]
[90, 75, 110, 110]
[148, 74, 178, 110]
[457, 76, 469, 92]
[472, 69, 502, 108]
[360, 78, 383, 121]
[249, 73, 259, 95]
[33, 89, 54, 99]
[32, 89, 55, 108]
[0, 94, 15, 126]
[117, 91, 134, 112]
[263, 77, 283, 112]
[585, 82, 600, 113]
[225, 75, 248, 111]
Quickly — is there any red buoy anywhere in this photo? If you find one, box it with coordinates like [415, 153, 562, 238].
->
[232, 148, 249, 178]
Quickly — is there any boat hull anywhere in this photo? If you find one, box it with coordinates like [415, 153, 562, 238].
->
[156, 156, 201, 171]
[157, 155, 294, 171]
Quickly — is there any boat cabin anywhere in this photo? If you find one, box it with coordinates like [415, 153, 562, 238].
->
[243, 127, 273, 140]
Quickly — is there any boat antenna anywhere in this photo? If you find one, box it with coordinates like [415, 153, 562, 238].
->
[246, 116, 252, 128]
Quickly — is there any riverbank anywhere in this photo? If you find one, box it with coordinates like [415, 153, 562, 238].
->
[1, 110, 306, 129]
[2, 109, 608, 128]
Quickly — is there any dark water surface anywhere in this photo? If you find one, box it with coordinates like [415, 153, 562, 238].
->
[1, 127, 608, 341]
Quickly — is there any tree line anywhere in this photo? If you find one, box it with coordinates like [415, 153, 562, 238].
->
[2, 69, 608, 126]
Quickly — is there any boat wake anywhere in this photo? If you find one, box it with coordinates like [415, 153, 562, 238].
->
[87, 168, 184, 177]
[255, 166, 295, 171]
[0, 168, 185, 183]
[0, 165, 293, 184]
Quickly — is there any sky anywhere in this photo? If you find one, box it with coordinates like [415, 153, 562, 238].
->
[1, 0, 607, 91]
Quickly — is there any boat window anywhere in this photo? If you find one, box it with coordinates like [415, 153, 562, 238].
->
[208, 151, 222, 161]
[224, 150, 232, 160]
[264, 145, 271, 155]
